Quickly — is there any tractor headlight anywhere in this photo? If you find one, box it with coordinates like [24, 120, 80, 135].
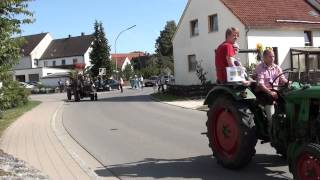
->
[240, 91, 248, 98]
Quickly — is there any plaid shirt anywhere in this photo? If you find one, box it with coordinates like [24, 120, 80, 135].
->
[255, 62, 286, 89]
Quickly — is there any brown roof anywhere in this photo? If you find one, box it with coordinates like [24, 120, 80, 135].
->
[220, 0, 320, 29]
[40, 34, 94, 60]
[21, 33, 48, 56]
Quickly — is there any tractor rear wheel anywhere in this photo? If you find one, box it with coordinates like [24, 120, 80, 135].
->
[206, 96, 257, 169]
[293, 143, 320, 180]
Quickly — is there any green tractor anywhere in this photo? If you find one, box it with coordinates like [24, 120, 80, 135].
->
[204, 48, 320, 179]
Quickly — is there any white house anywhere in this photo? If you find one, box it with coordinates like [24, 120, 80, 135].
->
[39, 33, 93, 69]
[12, 33, 94, 83]
[173, 0, 320, 85]
[111, 52, 146, 71]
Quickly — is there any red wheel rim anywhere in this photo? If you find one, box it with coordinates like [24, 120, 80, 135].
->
[212, 107, 239, 159]
[297, 153, 320, 180]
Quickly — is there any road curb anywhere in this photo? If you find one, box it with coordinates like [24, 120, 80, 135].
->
[52, 102, 119, 180]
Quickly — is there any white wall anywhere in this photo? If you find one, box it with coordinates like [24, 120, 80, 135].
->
[14, 56, 32, 70]
[313, 31, 320, 47]
[173, 0, 246, 85]
[12, 67, 70, 82]
[121, 58, 131, 70]
[247, 29, 320, 69]
[39, 56, 84, 67]
[84, 46, 92, 67]
[30, 33, 53, 68]
[41, 77, 69, 88]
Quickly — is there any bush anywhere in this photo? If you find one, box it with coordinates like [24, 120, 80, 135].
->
[0, 81, 29, 110]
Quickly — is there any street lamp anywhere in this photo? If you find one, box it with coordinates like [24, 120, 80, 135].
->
[114, 25, 136, 77]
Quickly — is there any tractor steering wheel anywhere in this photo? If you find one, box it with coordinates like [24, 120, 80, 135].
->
[271, 68, 298, 90]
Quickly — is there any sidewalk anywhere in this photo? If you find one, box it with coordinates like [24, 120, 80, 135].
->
[0, 94, 117, 180]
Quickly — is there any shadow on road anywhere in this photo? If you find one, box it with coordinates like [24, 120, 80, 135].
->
[95, 154, 291, 180]
[65, 95, 154, 103]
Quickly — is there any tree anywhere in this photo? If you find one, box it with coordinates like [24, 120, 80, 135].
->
[121, 64, 133, 81]
[0, 0, 34, 112]
[155, 21, 177, 73]
[90, 20, 112, 78]
[195, 60, 209, 85]
[0, 0, 34, 79]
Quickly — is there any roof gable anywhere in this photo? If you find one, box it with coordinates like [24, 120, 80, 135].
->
[40, 35, 94, 60]
[220, 0, 320, 29]
[21, 33, 48, 56]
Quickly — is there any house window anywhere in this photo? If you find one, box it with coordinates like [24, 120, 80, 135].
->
[52, 61, 56, 66]
[188, 54, 197, 72]
[73, 58, 78, 64]
[62, 59, 66, 65]
[190, 19, 199, 36]
[304, 31, 313, 46]
[44, 61, 48, 67]
[208, 14, 218, 32]
[34, 59, 39, 66]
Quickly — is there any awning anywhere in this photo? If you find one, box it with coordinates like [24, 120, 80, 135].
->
[291, 47, 320, 55]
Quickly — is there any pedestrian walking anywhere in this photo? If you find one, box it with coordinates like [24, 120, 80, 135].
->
[120, 77, 124, 93]
[139, 75, 144, 90]
[58, 79, 64, 93]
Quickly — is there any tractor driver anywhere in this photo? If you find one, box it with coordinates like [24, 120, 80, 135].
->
[215, 27, 239, 84]
[255, 49, 288, 134]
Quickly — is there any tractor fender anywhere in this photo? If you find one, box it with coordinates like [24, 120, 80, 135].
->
[204, 85, 256, 106]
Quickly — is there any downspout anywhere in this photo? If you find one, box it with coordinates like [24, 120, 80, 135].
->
[245, 26, 250, 67]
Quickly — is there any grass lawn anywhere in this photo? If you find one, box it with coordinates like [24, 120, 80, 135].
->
[0, 101, 41, 137]
[150, 93, 189, 102]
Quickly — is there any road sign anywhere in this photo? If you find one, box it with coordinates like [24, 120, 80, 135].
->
[99, 68, 106, 75]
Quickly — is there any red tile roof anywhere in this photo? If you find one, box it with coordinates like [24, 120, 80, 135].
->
[111, 57, 128, 69]
[111, 51, 145, 61]
[220, 0, 320, 29]
[111, 52, 146, 69]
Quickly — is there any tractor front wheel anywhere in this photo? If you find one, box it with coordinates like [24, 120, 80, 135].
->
[206, 96, 257, 169]
[293, 143, 320, 180]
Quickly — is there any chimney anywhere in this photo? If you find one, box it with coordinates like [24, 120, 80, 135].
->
[68, 35, 71, 38]
[81, 32, 85, 36]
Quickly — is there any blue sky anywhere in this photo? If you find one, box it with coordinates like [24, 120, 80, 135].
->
[21, 0, 188, 54]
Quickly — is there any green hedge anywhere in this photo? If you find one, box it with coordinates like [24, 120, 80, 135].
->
[0, 81, 29, 110]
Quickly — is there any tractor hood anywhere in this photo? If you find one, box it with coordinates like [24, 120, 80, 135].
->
[284, 84, 320, 103]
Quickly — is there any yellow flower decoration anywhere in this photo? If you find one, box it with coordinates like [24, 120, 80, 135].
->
[256, 43, 263, 53]
[265, 47, 273, 51]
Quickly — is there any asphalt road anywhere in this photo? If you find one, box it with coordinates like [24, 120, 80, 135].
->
[62, 87, 293, 180]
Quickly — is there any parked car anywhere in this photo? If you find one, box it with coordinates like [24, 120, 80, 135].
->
[27, 81, 42, 87]
[144, 76, 158, 87]
[104, 79, 120, 91]
[19, 82, 35, 89]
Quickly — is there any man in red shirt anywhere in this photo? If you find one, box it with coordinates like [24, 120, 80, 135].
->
[215, 27, 239, 83]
